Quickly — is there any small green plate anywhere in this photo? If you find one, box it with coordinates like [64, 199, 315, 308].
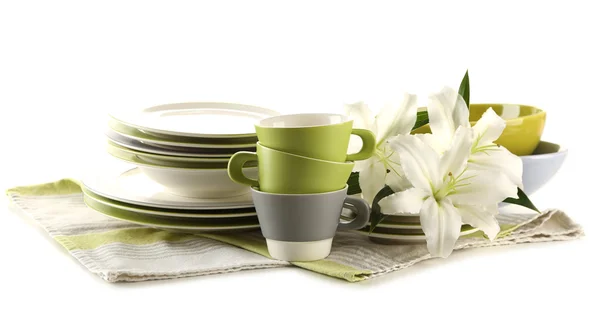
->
[83, 194, 261, 232]
[353, 227, 479, 240]
[83, 188, 257, 219]
[107, 143, 258, 169]
[108, 141, 231, 163]
[109, 120, 258, 149]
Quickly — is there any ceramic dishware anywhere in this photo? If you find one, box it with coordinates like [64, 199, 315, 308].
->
[251, 185, 371, 261]
[520, 141, 568, 195]
[412, 103, 546, 156]
[107, 141, 233, 163]
[110, 102, 280, 138]
[83, 192, 260, 233]
[228, 143, 354, 194]
[106, 140, 257, 168]
[109, 120, 257, 149]
[106, 129, 253, 158]
[106, 142, 258, 198]
[83, 188, 257, 219]
[82, 164, 255, 207]
[355, 227, 480, 245]
[140, 164, 257, 198]
[254, 113, 376, 162]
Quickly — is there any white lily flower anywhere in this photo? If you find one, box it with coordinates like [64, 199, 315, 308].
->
[380, 127, 519, 258]
[426, 87, 523, 188]
[344, 93, 418, 203]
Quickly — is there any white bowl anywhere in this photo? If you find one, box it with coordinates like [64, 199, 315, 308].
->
[521, 141, 568, 195]
[138, 165, 257, 199]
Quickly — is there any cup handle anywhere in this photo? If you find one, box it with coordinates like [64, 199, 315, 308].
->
[338, 196, 370, 230]
[346, 128, 376, 161]
[227, 152, 259, 187]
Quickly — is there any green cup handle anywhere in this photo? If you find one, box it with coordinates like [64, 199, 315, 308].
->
[227, 151, 259, 187]
[346, 128, 376, 161]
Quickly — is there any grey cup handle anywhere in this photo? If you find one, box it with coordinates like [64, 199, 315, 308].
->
[338, 196, 370, 230]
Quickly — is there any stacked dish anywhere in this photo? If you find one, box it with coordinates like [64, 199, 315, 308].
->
[105, 102, 279, 198]
[342, 212, 479, 244]
[82, 102, 280, 233]
[81, 165, 260, 233]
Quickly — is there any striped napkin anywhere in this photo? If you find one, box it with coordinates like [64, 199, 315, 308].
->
[6, 179, 584, 282]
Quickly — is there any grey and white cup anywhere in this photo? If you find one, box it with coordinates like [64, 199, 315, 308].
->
[250, 185, 370, 262]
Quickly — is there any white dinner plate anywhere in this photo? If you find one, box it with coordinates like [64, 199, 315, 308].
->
[81, 164, 255, 210]
[110, 102, 280, 138]
[105, 130, 247, 158]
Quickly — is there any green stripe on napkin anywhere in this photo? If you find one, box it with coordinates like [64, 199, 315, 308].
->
[5, 179, 584, 283]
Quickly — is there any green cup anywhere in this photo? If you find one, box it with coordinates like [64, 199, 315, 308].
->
[254, 113, 376, 162]
[228, 143, 355, 194]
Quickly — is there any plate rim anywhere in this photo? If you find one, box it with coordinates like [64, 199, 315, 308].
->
[353, 227, 479, 240]
[83, 189, 257, 218]
[83, 195, 260, 230]
[109, 102, 280, 138]
[105, 130, 238, 158]
[109, 120, 258, 149]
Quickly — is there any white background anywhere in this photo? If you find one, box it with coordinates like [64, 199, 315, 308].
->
[1, 1, 598, 316]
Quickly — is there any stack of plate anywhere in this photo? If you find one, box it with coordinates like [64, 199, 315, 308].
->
[342, 211, 479, 244]
[104, 102, 280, 198]
[81, 102, 280, 233]
[81, 165, 260, 233]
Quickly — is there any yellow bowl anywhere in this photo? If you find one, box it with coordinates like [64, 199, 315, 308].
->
[412, 104, 546, 156]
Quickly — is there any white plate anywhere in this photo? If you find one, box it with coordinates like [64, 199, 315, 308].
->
[81, 165, 255, 210]
[110, 102, 280, 138]
[106, 130, 244, 158]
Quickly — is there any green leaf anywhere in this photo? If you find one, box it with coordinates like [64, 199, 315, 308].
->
[503, 188, 539, 213]
[346, 172, 361, 195]
[458, 70, 470, 108]
[412, 110, 429, 130]
[369, 185, 395, 232]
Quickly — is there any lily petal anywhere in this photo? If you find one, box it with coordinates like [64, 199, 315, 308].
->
[414, 133, 447, 154]
[357, 157, 387, 205]
[456, 204, 501, 240]
[472, 107, 505, 146]
[378, 187, 427, 215]
[388, 134, 441, 193]
[374, 93, 418, 143]
[343, 101, 374, 130]
[440, 126, 474, 176]
[420, 197, 462, 258]
[468, 146, 523, 188]
[450, 170, 518, 206]
[427, 86, 470, 146]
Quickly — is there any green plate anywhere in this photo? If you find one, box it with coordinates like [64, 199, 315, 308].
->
[107, 141, 232, 163]
[83, 194, 261, 232]
[109, 119, 257, 149]
[354, 227, 479, 240]
[356, 224, 475, 235]
[83, 188, 257, 219]
[107, 143, 257, 169]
